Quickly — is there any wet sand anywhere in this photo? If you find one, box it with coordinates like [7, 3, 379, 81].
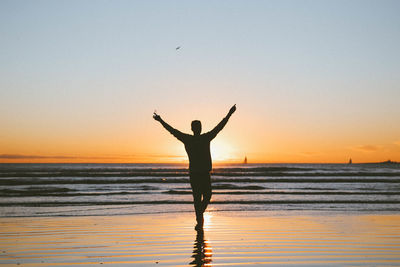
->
[1, 211, 400, 266]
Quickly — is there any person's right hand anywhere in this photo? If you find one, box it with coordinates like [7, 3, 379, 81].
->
[229, 104, 236, 115]
[153, 112, 161, 121]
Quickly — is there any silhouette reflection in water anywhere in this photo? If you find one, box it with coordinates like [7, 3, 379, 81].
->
[190, 229, 212, 266]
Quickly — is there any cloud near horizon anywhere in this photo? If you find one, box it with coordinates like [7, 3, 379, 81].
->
[0, 154, 76, 159]
[353, 145, 381, 152]
[0, 154, 185, 161]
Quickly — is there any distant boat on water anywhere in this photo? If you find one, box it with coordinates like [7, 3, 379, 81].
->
[243, 156, 248, 164]
[348, 158, 352, 164]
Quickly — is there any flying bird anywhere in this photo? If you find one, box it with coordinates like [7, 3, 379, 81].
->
[176, 46, 181, 50]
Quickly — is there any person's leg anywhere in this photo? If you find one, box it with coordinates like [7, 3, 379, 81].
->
[190, 174, 204, 228]
[193, 191, 203, 227]
[200, 173, 212, 213]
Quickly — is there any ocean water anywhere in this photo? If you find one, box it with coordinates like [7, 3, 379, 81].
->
[0, 163, 399, 217]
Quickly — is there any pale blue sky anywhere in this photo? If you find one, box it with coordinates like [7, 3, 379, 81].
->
[1, 0, 399, 162]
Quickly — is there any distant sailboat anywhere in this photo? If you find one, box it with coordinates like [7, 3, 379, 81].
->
[243, 156, 248, 164]
[348, 158, 352, 164]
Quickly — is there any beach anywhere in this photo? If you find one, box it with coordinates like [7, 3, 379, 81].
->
[1, 211, 400, 266]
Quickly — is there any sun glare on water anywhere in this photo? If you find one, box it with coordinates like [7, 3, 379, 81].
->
[203, 212, 213, 229]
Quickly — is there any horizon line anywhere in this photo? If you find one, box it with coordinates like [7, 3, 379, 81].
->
[0, 161, 398, 165]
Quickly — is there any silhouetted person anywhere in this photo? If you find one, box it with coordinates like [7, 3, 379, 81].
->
[153, 104, 236, 229]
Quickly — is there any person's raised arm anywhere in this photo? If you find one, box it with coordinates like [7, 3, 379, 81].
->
[153, 112, 186, 142]
[207, 104, 236, 140]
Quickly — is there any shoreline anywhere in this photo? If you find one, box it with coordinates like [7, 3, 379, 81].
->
[2, 205, 400, 219]
[2, 208, 400, 218]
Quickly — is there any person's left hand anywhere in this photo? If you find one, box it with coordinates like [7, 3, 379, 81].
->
[153, 112, 162, 121]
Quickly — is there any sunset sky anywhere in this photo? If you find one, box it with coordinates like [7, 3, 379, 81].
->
[1, 0, 399, 163]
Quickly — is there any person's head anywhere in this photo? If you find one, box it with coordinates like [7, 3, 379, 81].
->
[191, 120, 202, 135]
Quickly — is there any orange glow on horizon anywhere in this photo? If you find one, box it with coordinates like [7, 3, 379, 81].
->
[1, 122, 399, 164]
